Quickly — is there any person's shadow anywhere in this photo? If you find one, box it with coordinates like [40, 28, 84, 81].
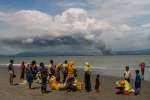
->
[14, 83, 19, 86]
[31, 86, 41, 90]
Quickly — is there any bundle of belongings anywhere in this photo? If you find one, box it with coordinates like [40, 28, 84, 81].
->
[48, 75, 65, 90]
[48, 75, 83, 91]
[114, 80, 134, 95]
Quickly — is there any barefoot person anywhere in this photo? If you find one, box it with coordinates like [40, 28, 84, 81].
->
[31, 61, 38, 80]
[20, 61, 26, 81]
[95, 74, 100, 92]
[84, 62, 92, 92]
[55, 63, 61, 82]
[123, 66, 131, 83]
[139, 62, 145, 80]
[65, 61, 76, 91]
[62, 60, 68, 83]
[8, 59, 15, 85]
[26, 64, 33, 89]
[134, 70, 141, 95]
[49, 60, 56, 76]
[67, 61, 75, 77]
[40, 62, 48, 94]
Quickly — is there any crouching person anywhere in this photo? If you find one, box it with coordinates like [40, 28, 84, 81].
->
[66, 75, 77, 92]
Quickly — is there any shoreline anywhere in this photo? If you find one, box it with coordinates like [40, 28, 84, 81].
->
[1, 65, 150, 81]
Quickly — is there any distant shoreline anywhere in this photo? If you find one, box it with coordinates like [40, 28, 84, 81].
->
[1, 54, 150, 57]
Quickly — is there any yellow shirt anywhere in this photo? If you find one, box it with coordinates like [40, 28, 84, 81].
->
[67, 64, 75, 75]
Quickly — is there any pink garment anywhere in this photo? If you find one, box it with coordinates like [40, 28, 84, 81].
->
[140, 63, 145, 70]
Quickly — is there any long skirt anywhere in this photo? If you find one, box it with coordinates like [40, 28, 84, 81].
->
[60, 70, 64, 83]
[84, 72, 91, 92]
[26, 74, 33, 88]
[41, 77, 47, 93]
[56, 71, 60, 82]
[141, 68, 144, 80]
[63, 72, 67, 83]
[20, 71, 25, 80]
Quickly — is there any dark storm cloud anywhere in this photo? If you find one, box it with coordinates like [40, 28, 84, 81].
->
[0, 36, 110, 54]
[1, 36, 92, 46]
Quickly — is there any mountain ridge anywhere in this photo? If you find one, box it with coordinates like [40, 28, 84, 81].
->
[1, 49, 150, 57]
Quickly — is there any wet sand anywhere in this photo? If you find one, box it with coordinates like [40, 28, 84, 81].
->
[0, 68, 150, 100]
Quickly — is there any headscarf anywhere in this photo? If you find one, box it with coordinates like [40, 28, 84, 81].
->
[84, 62, 91, 72]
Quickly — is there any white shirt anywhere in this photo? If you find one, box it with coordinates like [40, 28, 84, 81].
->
[124, 71, 131, 79]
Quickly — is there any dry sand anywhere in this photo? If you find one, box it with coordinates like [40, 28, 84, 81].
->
[0, 68, 150, 100]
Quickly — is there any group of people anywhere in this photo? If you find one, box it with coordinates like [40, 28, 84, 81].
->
[115, 63, 145, 96]
[8, 59, 100, 94]
[8, 59, 145, 95]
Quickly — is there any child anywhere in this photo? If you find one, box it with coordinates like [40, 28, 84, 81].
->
[134, 70, 141, 95]
[124, 66, 131, 83]
[139, 62, 145, 80]
[95, 74, 100, 92]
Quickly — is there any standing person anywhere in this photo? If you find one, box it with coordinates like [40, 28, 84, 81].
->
[59, 64, 64, 83]
[84, 62, 92, 92]
[49, 60, 56, 76]
[8, 60, 15, 85]
[55, 64, 61, 82]
[40, 62, 48, 94]
[134, 70, 141, 95]
[139, 62, 145, 80]
[20, 61, 26, 81]
[123, 66, 131, 83]
[26, 64, 33, 89]
[95, 74, 100, 92]
[31, 61, 38, 80]
[67, 61, 75, 77]
[63, 60, 68, 83]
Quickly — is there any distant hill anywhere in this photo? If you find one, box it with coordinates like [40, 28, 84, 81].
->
[14, 51, 101, 57]
[112, 49, 150, 55]
[1, 49, 150, 57]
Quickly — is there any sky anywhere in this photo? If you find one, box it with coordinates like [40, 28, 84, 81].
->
[0, 0, 150, 54]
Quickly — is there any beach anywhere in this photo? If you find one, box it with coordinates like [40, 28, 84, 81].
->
[0, 67, 150, 100]
[0, 0, 150, 100]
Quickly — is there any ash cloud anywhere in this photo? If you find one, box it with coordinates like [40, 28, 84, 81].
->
[1, 35, 111, 55]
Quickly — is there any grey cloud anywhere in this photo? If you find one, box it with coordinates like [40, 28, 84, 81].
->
[0, 35, 110, 54]
[1, 2, 150, 53]
[87, 0, 150, 24]
[0, 8, 115, 54]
